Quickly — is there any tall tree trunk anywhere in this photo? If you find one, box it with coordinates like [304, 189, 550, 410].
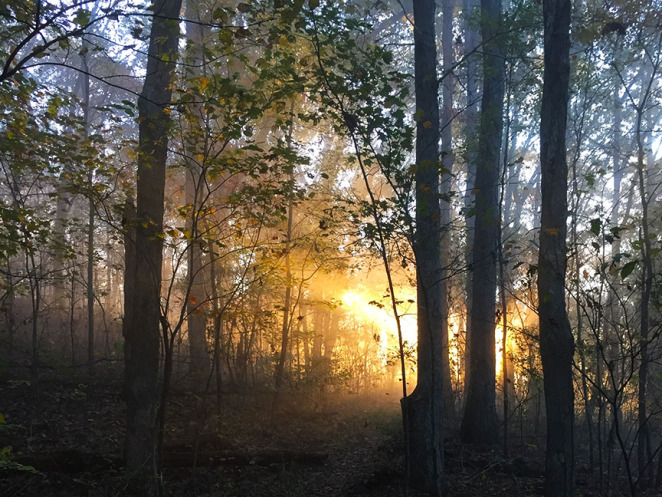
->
[498, 70, 512, 455]
[404, 1, 444, 494]
[123, 0, 182, 485]
[208, 239, 224, 411]
[79, 41, 96, 377]
[635, 98, 653, 491]
[274, 174, 294, 390]
[274, 116, 296, 391]
[184, 0, 210, 379]
[538, 0, 574, 494]
[440, 0, 456, 423]
[460, 0, 504, 446]
[462, 0, 480, 395]
[613, 44, 661, 490]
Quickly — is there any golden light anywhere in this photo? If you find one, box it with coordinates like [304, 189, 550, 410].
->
[340, 286, 418, 379]
[495, 307, 531, 391]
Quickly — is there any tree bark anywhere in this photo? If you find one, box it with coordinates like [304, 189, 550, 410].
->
[460, 0, 504, 446]
[404, 1, 444, 494]
[123, 0, 182, 484]
[538, 0, 575, 494]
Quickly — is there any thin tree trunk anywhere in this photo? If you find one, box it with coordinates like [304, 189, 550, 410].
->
[498, 68, 511, 456]
[184, 0, 210, 378]
[440, 0, 456, 423]
[80, 42, 95, 377]
[87, 185, 95, 375]
[538, 0, 575, 494]
[635, 104, 653, 490]
[274, 115, 296, 392]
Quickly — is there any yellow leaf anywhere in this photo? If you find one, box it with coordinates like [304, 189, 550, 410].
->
[199, 76, 210, 91]
[0, 412, 6, 424]
[423, 120, 432, 128]
[544, 228, 559, 235]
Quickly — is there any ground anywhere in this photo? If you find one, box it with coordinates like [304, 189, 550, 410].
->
[0, 374, 607, 496]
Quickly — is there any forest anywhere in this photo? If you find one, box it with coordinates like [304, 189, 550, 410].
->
[0, 0, 660, 495]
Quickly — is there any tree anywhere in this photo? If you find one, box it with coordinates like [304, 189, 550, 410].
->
[538, 0, 574, 494]
[403, 0, 444, 493]
[440, 0, 457, 422]
[122, 0, 182, 486]
[183, 0, 211, 379]
[461, 0, 505, 446]
[0, 1, 121, 90]
[612, 31, 662, 489]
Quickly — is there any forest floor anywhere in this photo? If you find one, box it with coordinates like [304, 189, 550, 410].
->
[0, 373, 625, 496]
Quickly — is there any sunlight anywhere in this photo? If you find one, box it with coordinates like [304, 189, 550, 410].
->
[340, 287, 418, 369]
[495, 311, 526, 383]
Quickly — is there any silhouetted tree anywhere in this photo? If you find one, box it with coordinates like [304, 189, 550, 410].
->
[538, 0, 574, 494]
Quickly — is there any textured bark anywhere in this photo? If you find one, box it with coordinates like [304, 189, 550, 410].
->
[404, 0, 444, 493]
[123, 0, 182, 481]
[538, 0, 575, 494]
[460, 0, 504, 446]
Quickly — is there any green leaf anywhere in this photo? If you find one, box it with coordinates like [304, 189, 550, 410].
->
[0, 412, 5, 424]
[590, 218, 601, 236]
[73, 9, 91, 26]
[621, 260, 637, 279]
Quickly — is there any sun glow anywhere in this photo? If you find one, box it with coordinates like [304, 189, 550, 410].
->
[340, 286, 418, 375]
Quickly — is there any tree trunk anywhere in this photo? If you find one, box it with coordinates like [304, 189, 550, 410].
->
[275, 166, 295, 391]
[635, 96, 653, 491]
[440, 0, 456, 423]
[538, 0, 574, 494]
[184, 0, 210, 379]
[460, 0, 504, 446]
[123, 0, 182, 485]
[404, 1, 444, 494]
[462, 0, 481, 386]
[80, 42, 95, 377]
